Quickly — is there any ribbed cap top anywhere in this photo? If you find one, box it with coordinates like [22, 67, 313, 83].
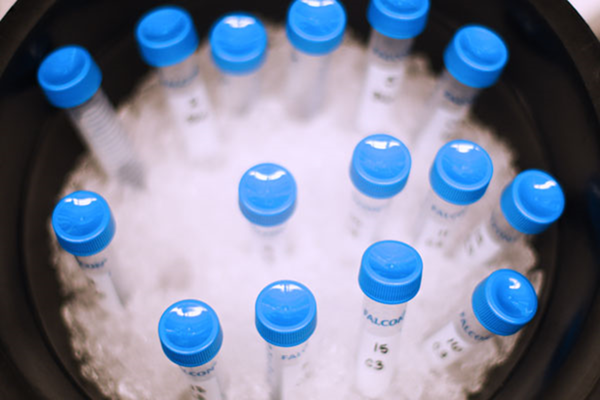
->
[51, 190, 115, 257]
[359, 241, 423, 304]
[472, 269, 537, 336]
[367, 0, 430, 39]
[500, 169, 565, 235]
[350, 134, 412, 199]
[255, 280, 317, 347]
[158, 299, 223, 367]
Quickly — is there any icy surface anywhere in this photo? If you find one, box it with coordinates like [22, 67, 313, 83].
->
[51, 26, 540, 400]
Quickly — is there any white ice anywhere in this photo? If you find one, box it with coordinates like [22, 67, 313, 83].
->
[50, 24, 540, 400]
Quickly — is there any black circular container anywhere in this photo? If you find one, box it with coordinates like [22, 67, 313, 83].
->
[1, 0, 599, 399]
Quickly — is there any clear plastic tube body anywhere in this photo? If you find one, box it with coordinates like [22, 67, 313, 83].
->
[217, 71, 261, 116]
[285, 49, 331, 120]
[414, 190, 469, 252]
[179, 357, 223, 400]
[355, 295, 407, 398]
[67, 89, 145, 188]
[459, 203, 525, 264]
[423, 303, 493, 368]
[356, 30, 413, 134]
[413, 70, 480, 148]
[74, 246, 124, 309]
[266, 341, 310, 400]
[158, 55, 219, 161]
[251, 223, 287, 263]
[348, 188, 392, 241]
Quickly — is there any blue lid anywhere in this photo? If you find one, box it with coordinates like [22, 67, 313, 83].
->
[367, 0, 430, 40]
[500, 169, 565, 235]
[135, 6, 200, 68]
[255, 280, 317, 347]
[444, 25, 509, 89]
[286, 0, 347, 55]
[472, 269, 537, 336]
[210, 13, 268, 75]
[429, 140, 493, 205]
[359, 241, 423, 304]
[238, 163, 297, 227]
[350, 134, 412, 199]
[51, 191, 115, 257]
[37, 45, 102, 109]
[158, 299, 223, 367]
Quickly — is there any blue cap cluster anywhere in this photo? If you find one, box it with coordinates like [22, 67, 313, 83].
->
[359, 241, 423, 304]
[135, 6, 200, 68]
[500, 169, 565, 235]
[37, 45, 102, 109]
[350, 134, 412, 199]
[367, 0, 430, 40]
[255, 280, 317, 347]
[472, 269, 538, 336]
[429, 140, 493, 206]
[286, 0, 347, 55]
[238, 163, 297, 227]
[51, 190, 115, 257]
[158, 299, 223, 367]
[210, 13, 268, 75]
[444, 25, 509, 89]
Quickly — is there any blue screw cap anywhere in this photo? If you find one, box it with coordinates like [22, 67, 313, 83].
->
[37, 45, 102, 109]
[359, 241, 423, 304]
[367, 0, 430, 40]
[472, 269, 538, 336]
[255, 280, 317, 347]
[444, 25, 509, 89]
[429, 140, 493, 206]
[286, 0, 347, 55]
[158, 299, 223, 367]
[210, 13, 268, 75]
[52, 191, 115, 257]
[239, 163, 297, 227]
[135, 6, 200, 68]
[501, 169, 565, 235]
[350, 134, 412, 199]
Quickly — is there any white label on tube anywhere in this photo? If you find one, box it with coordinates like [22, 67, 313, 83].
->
[267, 343, 310, 400]
[416, 105, 464, 149]
[348, 190, 390, 241]
[76, 250, 123, 308]
[416, 196, 466, 251]
[181, 360, 223, 400]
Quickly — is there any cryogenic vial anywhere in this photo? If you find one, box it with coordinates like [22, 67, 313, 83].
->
[37, 46, 145, 188]
[423, 269, 537, 368]
[136, 6, 219, 161]
[355, 241, 423, 398]
[414, 140, 493, 252]
[238, 163, 297, 263]
[414, 25, 508, 150]
[285, 0, 346, 120]
[460, 169, 565, 265]
[255, 280, 317, 400]
[158, 299, 224, 400]
[52, 191, 124, 309]
[349, 134, 411, 241]
[356, 0, 430, 135]
[210, 13, 268, 115]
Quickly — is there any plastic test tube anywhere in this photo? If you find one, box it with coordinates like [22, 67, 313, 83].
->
[238, 163, 297, 263]
[136, 6, 219, 161]
[414, 140, 493, 252]
[285, 0, 347, 120]
[158, 299, 224, 400]
[413, 25, 508, 151]
[423, 269, 537, 368]
[51, 191, 124, 309]
[37, 46, 145, 188]
[349, 133, 411, 241]
[209, 13, 268, 116]
[255, 280, 317, 400]
[355, 0, 430, 135]
[460, 169, 565, 265]
[355, 241, 423, 398]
